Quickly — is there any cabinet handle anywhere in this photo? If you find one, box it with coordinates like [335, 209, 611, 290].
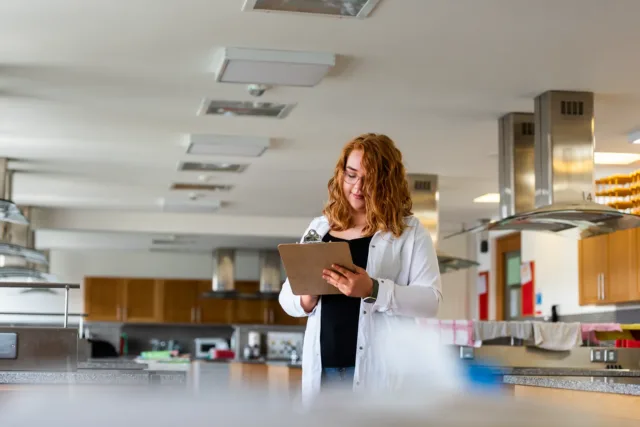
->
[116, 306, 122, 321]
[191, 307, 196, 323]
[602, 273, 606, 301]
[270, 309, 274, 324]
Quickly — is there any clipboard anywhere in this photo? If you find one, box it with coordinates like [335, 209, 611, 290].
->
[278, 241, 355, 296]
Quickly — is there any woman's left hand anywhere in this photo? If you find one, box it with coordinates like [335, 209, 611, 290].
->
[323, 264, 373, 298]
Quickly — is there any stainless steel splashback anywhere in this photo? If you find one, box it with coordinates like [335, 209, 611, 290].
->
[0, 327, 78, 371]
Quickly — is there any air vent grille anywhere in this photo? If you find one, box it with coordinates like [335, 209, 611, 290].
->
[243, 0, 381, 18]
[171, 183, 233, 191]
[521, 122, 534, 136]
[413, 180, 433, 192]
[178, 162, 248, 173]
[151, 238, 198, 245]
[158, 197, 222, 213]
[560, 100, 584, 116]
[198, 99, 295, 119]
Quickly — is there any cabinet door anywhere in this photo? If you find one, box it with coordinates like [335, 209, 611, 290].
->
[160, 280, 198, 323]
[606, 229, 638, 303]
[579, 234, 608, 305]
[122, 278, 161, 323]
[270, 300, 307, 326]
[233, 299, 270, 324]
[196, 281, 233, 324]
[84, 277, 123, 322]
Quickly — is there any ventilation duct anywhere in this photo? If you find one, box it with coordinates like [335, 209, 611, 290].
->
[447, 91, 640, 240]
[407, 174, 479, 274]
[202, 249, 281, 300]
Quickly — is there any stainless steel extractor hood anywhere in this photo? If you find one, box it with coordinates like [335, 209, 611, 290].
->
[448, 91, 640, 240]
[0, 160, 53, 283]
[408, 174, 479, 274]
[202, 249, 282, 300]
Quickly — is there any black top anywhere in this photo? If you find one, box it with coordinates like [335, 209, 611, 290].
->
[320, 232, 373, 368]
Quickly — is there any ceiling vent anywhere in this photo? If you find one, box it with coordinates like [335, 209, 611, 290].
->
[212, 47, 335, 87]
[157, 197, 222, 214]
[186, 134, 270, 157]
[170, 183, 233, 192]
[242, 0, 381, 18]
[149, 248, 206, 254]
[178, 161, 248, 173]
[151, 238, 198, 245]
[198, 99, 295, 119]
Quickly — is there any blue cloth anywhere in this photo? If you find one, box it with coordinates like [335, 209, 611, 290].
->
[463, 363, 503, 392]
[321, 367, 355, 390]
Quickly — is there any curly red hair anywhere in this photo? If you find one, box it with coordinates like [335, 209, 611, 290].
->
[322, 133, 413, 238]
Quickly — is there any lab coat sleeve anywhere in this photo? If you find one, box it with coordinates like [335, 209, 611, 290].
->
[372, 220, 442, 318]
[278, 219, 319, 318]
[279, 278, 317, 317]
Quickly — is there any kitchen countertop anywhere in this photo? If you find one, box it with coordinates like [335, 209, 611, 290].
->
[78, 359, 147, 370]
[0, 369, 186, 385]
[487, 366, 640, 377]
[503, 375, 640, 396]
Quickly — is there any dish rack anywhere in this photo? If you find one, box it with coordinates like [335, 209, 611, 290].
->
[595, 170, 640, 214]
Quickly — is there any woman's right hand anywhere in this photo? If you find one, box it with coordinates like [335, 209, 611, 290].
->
[300, 295, 319, 313]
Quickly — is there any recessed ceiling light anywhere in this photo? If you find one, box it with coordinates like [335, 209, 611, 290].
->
[628, 130, 640, 144]
[212, 47, 335, 87]
[178, 161, 248, 173]
[186, 134, 270, 157]
[473, 193, 500, 203]
[242, 0, 381, 18]
[594, 152, 640, 165]
[198, 99, 296, 119]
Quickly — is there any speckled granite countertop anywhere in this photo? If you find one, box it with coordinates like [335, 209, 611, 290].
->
[496, 367, 640, 377]
[77, 360, 147, 370]
[0, 369, 186, 385]
[504, 375, 640, 396]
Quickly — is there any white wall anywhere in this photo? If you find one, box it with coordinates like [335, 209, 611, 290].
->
[473, 230, 618, 320]
[436, 234, 473, 320]
[521, 231, 616, 316]
[0, 249, 283, 325]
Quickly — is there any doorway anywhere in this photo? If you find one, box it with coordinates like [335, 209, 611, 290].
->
[495, 233, 521, 321]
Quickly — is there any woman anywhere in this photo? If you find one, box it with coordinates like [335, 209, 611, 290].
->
[279, 133, 442, 403]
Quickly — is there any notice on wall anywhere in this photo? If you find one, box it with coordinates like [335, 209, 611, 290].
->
[476, 275, 487, 295]
[520, 261, 535, 317]
[520, 262, 532, 284]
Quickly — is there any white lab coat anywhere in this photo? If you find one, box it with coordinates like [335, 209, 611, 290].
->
[278, 215, 442, 405]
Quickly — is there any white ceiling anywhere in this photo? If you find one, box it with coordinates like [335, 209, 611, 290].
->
[35, 229, 295, 251]
[3, 0, 640, 245]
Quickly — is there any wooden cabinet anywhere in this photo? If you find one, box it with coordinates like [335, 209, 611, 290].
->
[579, 229, 639, 305]
[84, 277, 161, 323]
[84, 277, 123, 322]
[85, 276, 305, 326]
[159, 279, 233, 324]
[160, 279, 199, 323]
[122, 278, 162, 322]
[196, 280, 233, 324]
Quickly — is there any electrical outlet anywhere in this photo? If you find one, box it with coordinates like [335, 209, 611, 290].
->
[590, 348, 604, 363]
[459, 346, 474, 360]
[604, 349, 618, 363]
